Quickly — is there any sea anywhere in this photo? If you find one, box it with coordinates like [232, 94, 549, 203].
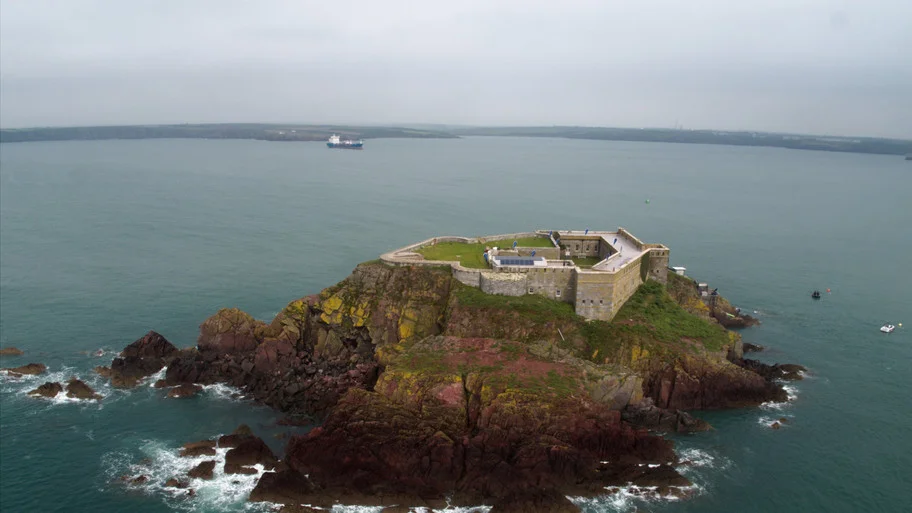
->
[1, 137, 909, 513]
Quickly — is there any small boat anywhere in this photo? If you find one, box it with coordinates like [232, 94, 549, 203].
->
[880, 324, 895, 333]
[811, 291, 821, 299]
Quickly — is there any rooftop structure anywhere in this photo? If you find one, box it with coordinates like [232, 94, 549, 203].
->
[381, 229, 670, 321]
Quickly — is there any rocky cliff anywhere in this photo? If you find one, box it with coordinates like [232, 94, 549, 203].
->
[104, 262, 801, 511]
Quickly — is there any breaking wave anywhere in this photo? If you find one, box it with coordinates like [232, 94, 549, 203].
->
[102, 439, 271, 513]
[0, 365, 113, 406]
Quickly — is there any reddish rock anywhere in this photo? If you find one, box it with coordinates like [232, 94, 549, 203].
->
[0, 347, 24, 356]
[188, 460, 216, 479]
[180, 440, 217, 457]
[121, 331, 178, 360]
[225, 436, 277, 470]
[217, 424, 255, 448]
[164, 478, 189, 488]
[28, 381, 63, 398]
[93, 366, 112, 378]
[129, 475, 149, 485]
[254, 338, 295, 374]
[153, 379, 168, 388]
[65, 378, 103, 400]
[198, 308, 263, 355]
[2, 363, 46, 375]
[167, 383, 203, 398]
[109, 331, 178, 388]
[771, 422, 781, 430]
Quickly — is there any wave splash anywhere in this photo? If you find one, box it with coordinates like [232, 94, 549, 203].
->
[103, 439, 270, 513]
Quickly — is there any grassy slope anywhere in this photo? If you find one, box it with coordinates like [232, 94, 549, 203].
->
[451, 278, 731, 361]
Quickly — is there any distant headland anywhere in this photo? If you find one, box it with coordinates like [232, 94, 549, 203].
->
[1, 123, 909, 156]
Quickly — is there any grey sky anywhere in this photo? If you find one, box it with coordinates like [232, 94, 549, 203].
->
[1, 0, 910, 138]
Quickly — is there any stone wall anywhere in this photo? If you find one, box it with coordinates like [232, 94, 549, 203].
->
[453, 268, 482, 287]
[525, 266, 576, 303]
[479, 272, 527, 296]
[575, 254, 646, 321]
[643, 245, 670, 285]
[560, 236, 604, 258]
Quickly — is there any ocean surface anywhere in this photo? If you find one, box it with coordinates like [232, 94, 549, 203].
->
[1, 137, 909, 513]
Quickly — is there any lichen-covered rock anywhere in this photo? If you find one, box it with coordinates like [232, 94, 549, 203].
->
[28, 381, 63, 398]
[198, 308, 265, 354]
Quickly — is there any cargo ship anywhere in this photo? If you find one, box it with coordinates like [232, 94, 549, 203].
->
[326, 134, 364, 150]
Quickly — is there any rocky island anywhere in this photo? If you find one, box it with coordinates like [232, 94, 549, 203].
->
[99, 229, 802, 512]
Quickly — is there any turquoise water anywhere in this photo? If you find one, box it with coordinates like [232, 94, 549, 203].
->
[1, 137, 909, 512]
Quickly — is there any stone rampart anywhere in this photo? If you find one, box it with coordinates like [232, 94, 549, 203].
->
[480, 272, 527, 296]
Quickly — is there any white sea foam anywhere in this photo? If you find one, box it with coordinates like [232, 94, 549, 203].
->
[758, 415, 792, 428]
[202, 383, 246, 401]
[144, 368, 167, 387]
[103, 438, 270, 512]
[1, 365, 112, 406]
[568, 483, 698, 512]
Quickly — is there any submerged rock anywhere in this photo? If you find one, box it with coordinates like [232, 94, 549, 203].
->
[164, 478, 189, 488]
[736, 359, 807, 381]
[28, 381, 63, 398]
[93, 366, 112, 378]
[3, 363, 46, 375]
[65, 378, 103, 400]
[742, 342, 764, 353]
[0, 347, 24, 356]
[166, 383, 202, 398]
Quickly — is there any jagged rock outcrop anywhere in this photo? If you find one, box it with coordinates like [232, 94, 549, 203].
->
[109, 331, 178, 388]
[28, 381, 63, 398]
[735, 359, 806, 381]
[106, 262, 801, 511]
[65, 378, 103, 400]
[622, 398, 712, 432]
[187, 460, 216, 480]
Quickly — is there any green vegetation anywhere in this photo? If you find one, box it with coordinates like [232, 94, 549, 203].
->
[584, 280, 731, 359]
[416, 236, 554, 268]
[452, 126, 912, 156]
[484, 236, 554, 248]
[416, 242, 489, 268]
[571, 256, 602, 268]
[453, 283, 576, 320]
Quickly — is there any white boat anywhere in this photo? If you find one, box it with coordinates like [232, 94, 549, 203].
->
[880, 324, 895, 333]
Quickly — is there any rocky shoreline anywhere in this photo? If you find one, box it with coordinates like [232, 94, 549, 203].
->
[85, 262, 802, 511]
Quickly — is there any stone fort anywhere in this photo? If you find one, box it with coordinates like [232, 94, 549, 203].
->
[381, 229, 669, 321]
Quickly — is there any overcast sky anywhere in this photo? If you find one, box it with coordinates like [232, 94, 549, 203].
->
[1, 0, 910, 138]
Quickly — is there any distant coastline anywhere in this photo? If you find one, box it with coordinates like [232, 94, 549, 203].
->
[1, 123, 910, 156]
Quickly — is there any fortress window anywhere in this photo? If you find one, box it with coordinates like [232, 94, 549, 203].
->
[529, 287, 534, 294]
[599, 299, 603, 304]
[556, 290, 562, 297]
